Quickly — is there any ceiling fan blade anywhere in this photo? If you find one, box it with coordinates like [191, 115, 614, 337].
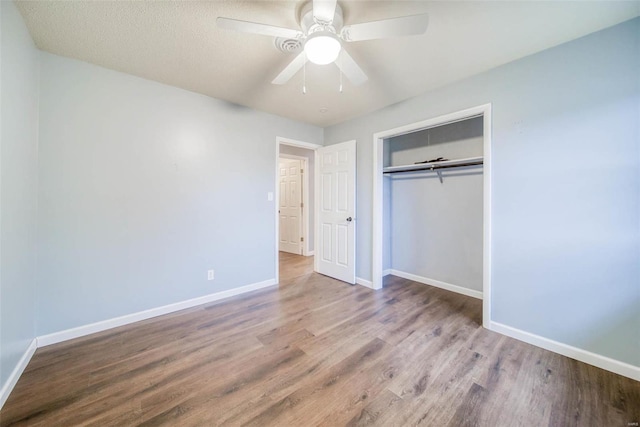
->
[217, 17, 302, 39]
[336, 50, 368, 86]
[341, 13, 429, 42]
[313, 0, 337, 23]
[272, 52, 307, 85]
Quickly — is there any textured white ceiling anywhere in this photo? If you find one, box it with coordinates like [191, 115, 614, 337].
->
[15, 1, 640, 127]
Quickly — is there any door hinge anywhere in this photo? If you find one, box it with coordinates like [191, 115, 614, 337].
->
[301, 237, 304, 242]
[300, 202, 304, 208]
[301, 168, 304, 173]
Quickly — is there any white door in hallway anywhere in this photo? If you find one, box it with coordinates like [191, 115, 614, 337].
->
[279, 158, 303, 255]
[316, 140, 356, 284]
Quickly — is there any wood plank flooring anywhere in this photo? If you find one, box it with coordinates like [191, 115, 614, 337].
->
[278, 251, 314, 281]
[1, 254, 638, 426]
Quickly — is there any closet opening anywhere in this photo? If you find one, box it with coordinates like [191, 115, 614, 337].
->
[372, 104, 492, 328]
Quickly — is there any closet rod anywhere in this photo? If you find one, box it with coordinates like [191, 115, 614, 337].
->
[383, 158, 483, 175]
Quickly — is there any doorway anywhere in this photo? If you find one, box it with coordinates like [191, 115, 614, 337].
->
[275, 137, 321, 283]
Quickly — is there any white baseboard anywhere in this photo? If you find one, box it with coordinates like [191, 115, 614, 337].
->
[489, 321, 640, 381]
[382, 269, 391, 276]
[389, 269, 483, 300]
[355, 277, 375, 289]
[37, 279, 277, 347]
[0, 339, 37, 410]
[306, 251, 315, 257]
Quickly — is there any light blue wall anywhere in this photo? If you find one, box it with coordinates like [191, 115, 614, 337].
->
[36, 53, 322, 335]
[325, 18, 640, 366]
[0, 1, 39, 388]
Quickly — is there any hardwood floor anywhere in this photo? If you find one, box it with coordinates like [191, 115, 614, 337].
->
[278, 251, 314, 281]
[1, 256, 638, 426]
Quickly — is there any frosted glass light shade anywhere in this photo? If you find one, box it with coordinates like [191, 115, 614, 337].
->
[304, 32, 341, 65]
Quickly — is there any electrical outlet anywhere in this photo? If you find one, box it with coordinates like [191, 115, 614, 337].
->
[207, 269, 215, 281]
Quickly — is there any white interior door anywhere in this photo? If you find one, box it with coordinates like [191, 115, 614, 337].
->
[316, 140, 356, 284]
[279, 158, 303, 254]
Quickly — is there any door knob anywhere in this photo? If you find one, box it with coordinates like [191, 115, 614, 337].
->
[346, 217, 353, 222]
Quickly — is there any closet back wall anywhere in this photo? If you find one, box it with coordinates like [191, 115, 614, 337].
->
[36, 52, 322, 336]
[384, 118, 483, 293]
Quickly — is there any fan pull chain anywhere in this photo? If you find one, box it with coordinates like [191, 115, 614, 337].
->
[339, 53, 343, 93]
[303, 54, 307, 95]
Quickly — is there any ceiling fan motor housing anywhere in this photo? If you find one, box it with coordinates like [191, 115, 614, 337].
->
[300, 1, 344, 33]
[276, 2, 344, 56]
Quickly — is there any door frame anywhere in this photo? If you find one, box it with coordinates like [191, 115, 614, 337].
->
[275, 137, 322, 283]
[372, 104, 492, 328]
[279, 154, 309, 256]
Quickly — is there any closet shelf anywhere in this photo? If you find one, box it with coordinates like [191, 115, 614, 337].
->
[383, 156, 483, 175]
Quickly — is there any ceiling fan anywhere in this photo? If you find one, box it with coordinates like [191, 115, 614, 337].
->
[217, 0, 429, 86]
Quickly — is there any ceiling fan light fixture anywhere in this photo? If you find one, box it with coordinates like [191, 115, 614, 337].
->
[304, 31, 341, 65]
